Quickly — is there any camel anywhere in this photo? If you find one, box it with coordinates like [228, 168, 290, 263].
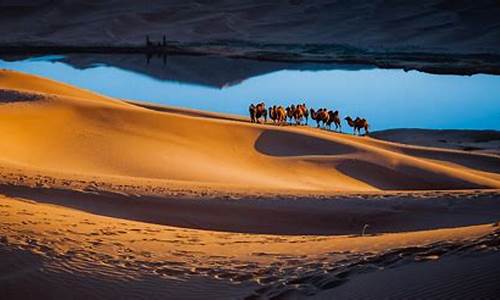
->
[276, 106, 287, 125]
[319, 108, 330, 128]
[344, 116, 369, 135]
[327, 110, 341, 132]
[293, 103, 307, 125]
[302, 103, 309, 125]
[249, 102, 267, 123]
[268, 105, 286, 125]
[286, 104, 295, 124]
[268, 105, 277, 124]
[310, 108, 330, 128]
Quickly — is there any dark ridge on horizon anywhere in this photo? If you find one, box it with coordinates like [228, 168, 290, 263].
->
[1, 0, 500, 76]
[1, 44, 500, 80]
[1, 1, 499, 53]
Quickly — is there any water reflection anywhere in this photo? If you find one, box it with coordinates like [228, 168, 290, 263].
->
[0, 55, 499, 131]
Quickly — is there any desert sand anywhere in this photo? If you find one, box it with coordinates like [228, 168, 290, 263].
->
[1, 70, 500, 299]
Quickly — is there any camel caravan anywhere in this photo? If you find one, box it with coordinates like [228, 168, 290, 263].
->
[249, 102, 369, 135]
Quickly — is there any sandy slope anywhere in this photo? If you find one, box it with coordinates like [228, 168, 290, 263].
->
[1, 196, 499, 299]
[1, 70, 500, 298]
[1, 70, 500, 192]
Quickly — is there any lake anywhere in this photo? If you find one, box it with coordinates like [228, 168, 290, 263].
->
[1, 54, 499, 131]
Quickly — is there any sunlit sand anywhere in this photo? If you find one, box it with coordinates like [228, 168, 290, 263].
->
[1, 70, 499, 298]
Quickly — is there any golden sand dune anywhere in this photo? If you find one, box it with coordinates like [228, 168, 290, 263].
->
[1, 70, 499, 192]
[1, 70, 500, 299]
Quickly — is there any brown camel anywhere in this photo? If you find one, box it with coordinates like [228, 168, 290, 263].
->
[302, 103, 309, 125]
[344, 116, 369, 135]
[267, 105, 287, 125]
[310, 108, 330, 128]
[249, 102, 267, 123]
[276, 106, 287, 125]
[327, 110, 341, 132]
[293, 103, 307, 125]
[286, 104, 295, 124]
[268, 105, 277, 124]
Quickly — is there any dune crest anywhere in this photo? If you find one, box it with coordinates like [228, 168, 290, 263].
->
[1, 70, 499, 192]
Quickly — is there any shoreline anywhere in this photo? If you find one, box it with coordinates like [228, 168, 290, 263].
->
[2, 42, 500, 76]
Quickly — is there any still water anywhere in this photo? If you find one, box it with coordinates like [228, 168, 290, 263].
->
[1, 55, 499, 131]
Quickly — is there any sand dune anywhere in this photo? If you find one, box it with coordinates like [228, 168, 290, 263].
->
[1, 70, 499, 193]
[1, 69, 500, 298]
[315, 251, 500, 299]
[1, 196, 499, 299]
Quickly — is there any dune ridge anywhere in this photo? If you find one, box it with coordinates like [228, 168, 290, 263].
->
[1, 69, 500, 299]
[1, 70, 499, 193]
